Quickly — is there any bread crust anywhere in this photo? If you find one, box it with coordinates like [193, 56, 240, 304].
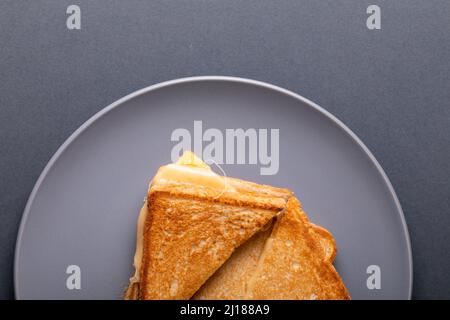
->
[245, 198, 350, 300]
[126, 175, 350, 300]
[136, 181, 290, 299]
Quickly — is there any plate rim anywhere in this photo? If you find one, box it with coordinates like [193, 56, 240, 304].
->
[14, 75, 413, 299]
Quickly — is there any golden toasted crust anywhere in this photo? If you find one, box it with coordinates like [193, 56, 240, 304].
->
[193, 198, 349, 300]
[245, 197, 350, 300]
[309, 223, 337, 263]
[150, 178, 292, 211]
[124, 281, 139, 300]
[192, 220, 275, 300]
[137, 181, 290, 300]
[125, 172, 349, 300]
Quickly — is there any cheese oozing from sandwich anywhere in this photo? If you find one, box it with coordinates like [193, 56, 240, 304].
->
[129, 152, 233, 289]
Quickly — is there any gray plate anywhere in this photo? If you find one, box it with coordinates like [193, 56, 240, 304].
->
[14, 76, 412, 300]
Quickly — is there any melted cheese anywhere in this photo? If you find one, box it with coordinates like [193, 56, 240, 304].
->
[129, 202, 148, 284]
[152, 151, 228, 190]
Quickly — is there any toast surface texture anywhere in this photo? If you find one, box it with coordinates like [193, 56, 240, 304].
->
[125, 152, 349, 300]
[127, 177, 291, 300]
[193, 198, 349, 300]
[247, 197, 349, 299]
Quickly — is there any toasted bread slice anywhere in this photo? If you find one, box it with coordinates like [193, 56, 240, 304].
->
[193, 197, 349, 300]
[125, 152, 291, 300]
[126, 152, 349, 300]
[192, 220, 275, 300]
[247, 197, 349, 299]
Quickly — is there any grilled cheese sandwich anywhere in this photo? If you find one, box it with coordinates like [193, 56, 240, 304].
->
[125, 151, 349, 300]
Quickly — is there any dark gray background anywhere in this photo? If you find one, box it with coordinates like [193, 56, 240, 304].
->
[0, 0, 448, 300]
